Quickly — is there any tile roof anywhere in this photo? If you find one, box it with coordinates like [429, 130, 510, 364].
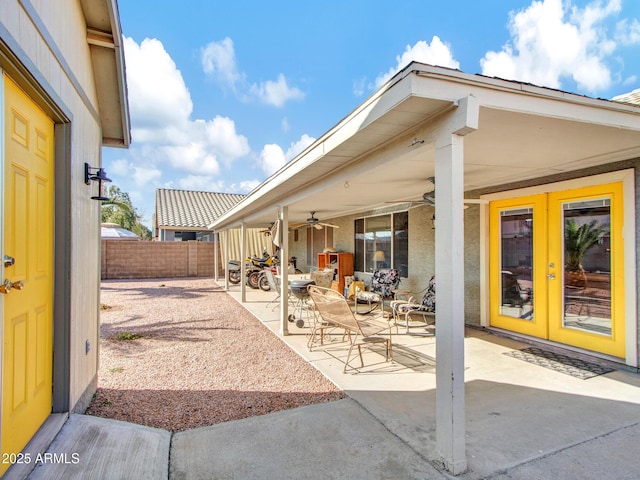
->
[612, 88, 640, 106]
[155, 189, 245, 229]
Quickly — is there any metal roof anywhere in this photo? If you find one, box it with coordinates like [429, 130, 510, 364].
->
[155, 189, 245, 230]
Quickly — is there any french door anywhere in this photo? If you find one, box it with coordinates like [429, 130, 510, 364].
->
[489, 183, 625, 358]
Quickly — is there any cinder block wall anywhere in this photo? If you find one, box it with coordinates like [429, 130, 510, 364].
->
[101, 240, 216, 279]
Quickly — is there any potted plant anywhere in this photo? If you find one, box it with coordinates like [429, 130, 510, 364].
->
[564, 218, 608, 288]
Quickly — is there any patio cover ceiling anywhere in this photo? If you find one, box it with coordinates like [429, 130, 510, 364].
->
[210, 62, 640, 231]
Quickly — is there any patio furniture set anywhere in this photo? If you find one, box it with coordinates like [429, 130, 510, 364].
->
[267, 269, 437, 372]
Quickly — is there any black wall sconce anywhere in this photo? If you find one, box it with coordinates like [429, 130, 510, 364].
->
[84, 163, 112, 201]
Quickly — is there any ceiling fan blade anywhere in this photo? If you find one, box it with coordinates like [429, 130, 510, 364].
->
[319, 222, 339, 229]
[289, 222, 307, 230]
[314, 223, 323, 230]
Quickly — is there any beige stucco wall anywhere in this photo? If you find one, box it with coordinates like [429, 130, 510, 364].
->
[2, 0, 106, 411]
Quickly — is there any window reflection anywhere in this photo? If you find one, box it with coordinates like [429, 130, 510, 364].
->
[354, 213, 408, 276]
[500, 208, 534, 320]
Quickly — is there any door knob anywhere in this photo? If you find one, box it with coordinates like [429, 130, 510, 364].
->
[547, 273, 555, 280]
[0, 279, 24, 294]
[3, 255, 15, 267]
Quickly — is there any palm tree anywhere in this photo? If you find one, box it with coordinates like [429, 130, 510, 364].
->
[564, 218, 609, 288]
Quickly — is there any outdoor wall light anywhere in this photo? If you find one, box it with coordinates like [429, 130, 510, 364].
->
[84, 162, 112, 201]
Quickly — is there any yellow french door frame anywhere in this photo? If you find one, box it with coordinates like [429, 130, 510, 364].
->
[548, 183, 625, 358]
[489, 182, 626, 359]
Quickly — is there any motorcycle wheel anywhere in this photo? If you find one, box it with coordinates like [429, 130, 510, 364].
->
[247, 271, 260, 289]
[258, 275, 270, 291]
[228, 270, 241, 284]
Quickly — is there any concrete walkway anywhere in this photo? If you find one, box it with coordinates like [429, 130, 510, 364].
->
[18, 282, 640, 479]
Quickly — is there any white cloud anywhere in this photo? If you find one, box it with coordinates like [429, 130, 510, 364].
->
[480, 0, 625, 93]
[132, 166, 162, 187]
[200, 37, 244, 89]
[375, 36, 460, 88]
[616, 18, 640, 45]
[177, 175, 221, 191]
[286, 134, 315, 161]
[201, 38, 304, 108]
[231, 179, 261, 193]
[353, 77, 366, 97]
[249, 74, 304, 107]
[258, 144, 285, 176]
[109, 157, 132, 177]
[124, 37, 192, 140]
[258, 134, 316, 176]
[123, 37, 250, 177]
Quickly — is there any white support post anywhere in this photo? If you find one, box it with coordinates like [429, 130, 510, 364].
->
[223, 230, 229, 290]
[433, 95, 478, 475]
[280, 206, 289, 335]
[213, 231, 219, 283]
[241, 223, 246, 303]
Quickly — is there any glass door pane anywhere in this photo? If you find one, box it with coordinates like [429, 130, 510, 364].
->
[562, 199, 612, 336]
[499, 208, 534, 320]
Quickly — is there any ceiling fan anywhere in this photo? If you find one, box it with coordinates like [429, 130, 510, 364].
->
[386, 178, 486, 208]
[291, 211, 340, 230]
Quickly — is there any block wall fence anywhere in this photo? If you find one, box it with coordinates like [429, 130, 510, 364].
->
[101, 240, 223, 279]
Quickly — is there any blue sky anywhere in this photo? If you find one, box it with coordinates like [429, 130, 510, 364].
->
[103, 0, 640, 227]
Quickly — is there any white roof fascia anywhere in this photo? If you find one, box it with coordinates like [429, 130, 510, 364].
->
[209, 62, 640, 231]
[413, 68, 640, 129]
[209, 66, 424, 230]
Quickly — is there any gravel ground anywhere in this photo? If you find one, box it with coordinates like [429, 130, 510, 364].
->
[85, 278, 345, 432]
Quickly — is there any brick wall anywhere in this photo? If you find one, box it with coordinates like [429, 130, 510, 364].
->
[101, 240, 219, 279]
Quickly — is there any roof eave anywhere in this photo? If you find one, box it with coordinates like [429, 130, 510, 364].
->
[82, 0, 131, 148]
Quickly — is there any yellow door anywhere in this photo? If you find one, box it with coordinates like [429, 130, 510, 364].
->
[1, 74, 54, 474]
[548, 184, 625, 358]
[489, 183, 625, 358]
[489, 194, 548, 338]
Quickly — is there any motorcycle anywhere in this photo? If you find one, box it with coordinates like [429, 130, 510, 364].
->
[246, 251, 279, 289]
[228, 251, 280, 289]
[254, 256, 303, 292]
[227, 260, 241, 284]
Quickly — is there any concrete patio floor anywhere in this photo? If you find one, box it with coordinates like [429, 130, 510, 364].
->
[17, 280, 640, 479]
[222, 283, 640, 479]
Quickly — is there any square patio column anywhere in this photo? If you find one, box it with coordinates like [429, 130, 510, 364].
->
[223, 230, 229, 290]
[434, 95, 478, 475]
[280, 206, 289, 335]
[241, 222, 246, 303]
